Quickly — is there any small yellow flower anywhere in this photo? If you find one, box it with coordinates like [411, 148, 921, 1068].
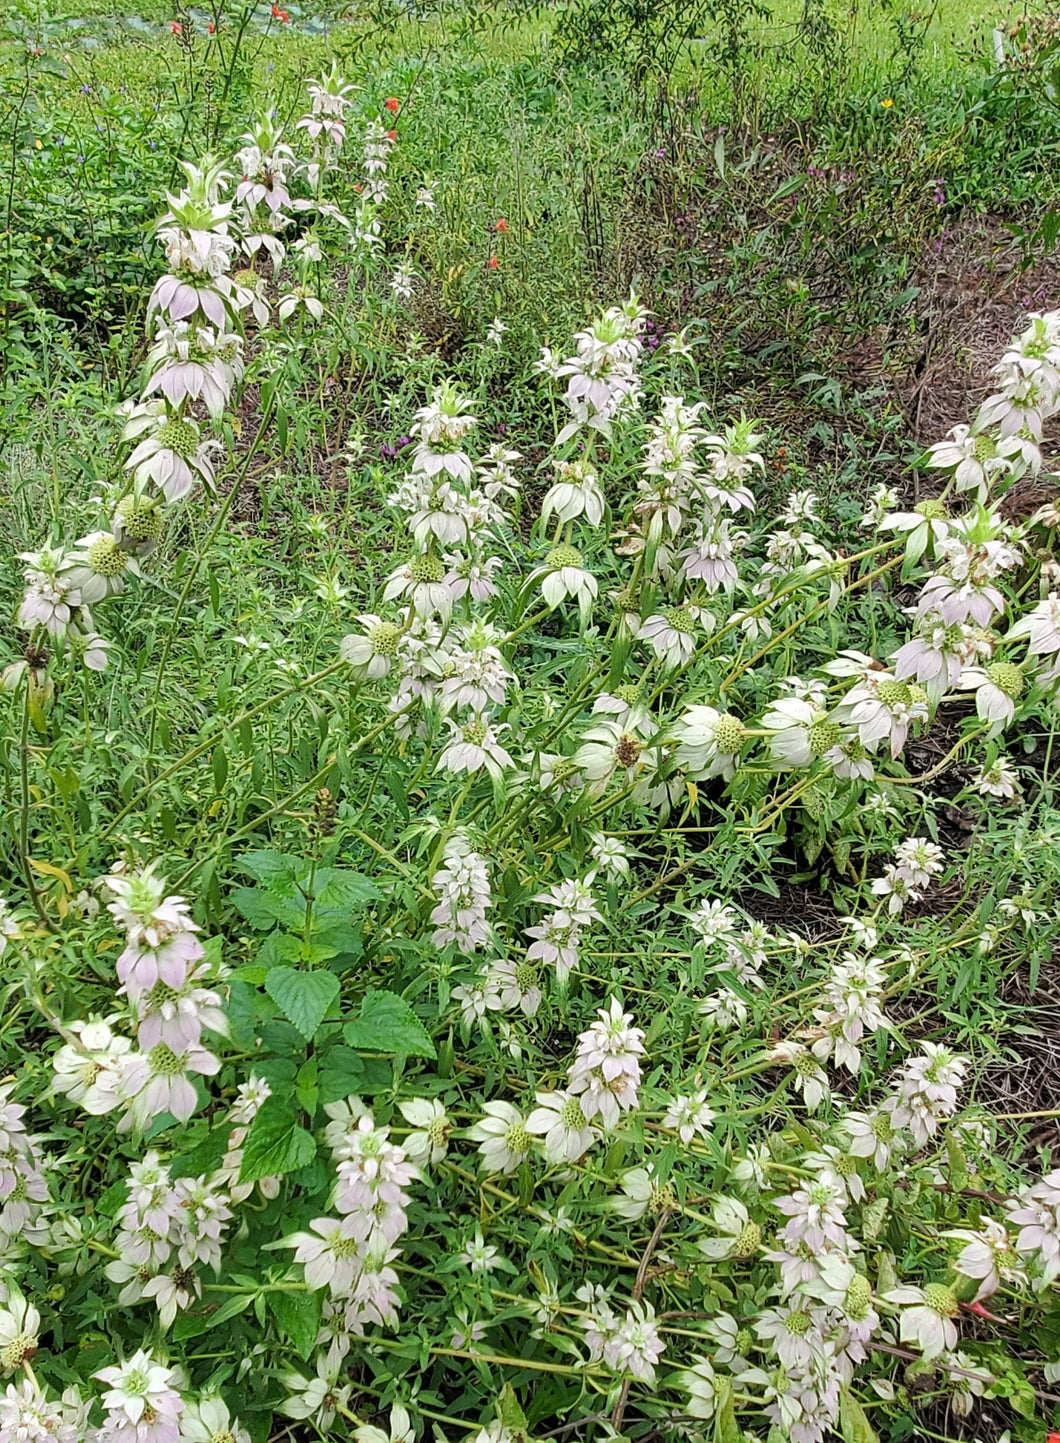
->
[881, 98, 894, 108]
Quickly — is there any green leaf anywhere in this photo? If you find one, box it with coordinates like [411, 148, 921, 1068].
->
[269, 1288, 323, 1359]
[712, 1377, 740, 1443]
[839, 1389, 879, 1443]
[265, 967, 340, 1042]
[225, 979, 260, 1049]
[170, 1125, 231, 1180]
[343, 989, 436, 1059]
[171, 1311, 210, 1340]
[239, 1098, 316, 1183]
[206, 1293, 253, 1329]
[238, 850, 305, 894]
[311, 867, 381, 909]
[258, 932, 337, 969]
[231, 885, 305, 932]
[318, 1045, 366, 1104]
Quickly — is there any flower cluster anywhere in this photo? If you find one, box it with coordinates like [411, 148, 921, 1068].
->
[49, 867, 224, 1132]
[106, 1153, 233, 1326]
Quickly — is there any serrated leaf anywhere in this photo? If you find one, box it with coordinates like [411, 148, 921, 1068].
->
[311, 867, 381, 909]
[265, 967, 340, 1042]
[238, 850, 305, 894]
[169, 1125, 231, 1180]
[238, 1098, 316, 1183]
[231, 885, 306, 932]
[268, 1288, 322, 1359]
[318, 1045, 365, 1104]
[343, 989, 436, 1058]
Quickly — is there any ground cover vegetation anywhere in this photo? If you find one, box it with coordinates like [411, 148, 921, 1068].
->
[2, 0, 1060, 1441]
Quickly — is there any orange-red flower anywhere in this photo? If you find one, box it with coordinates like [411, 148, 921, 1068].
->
[270, 3, 289, 19]
[495, 217, 508, 233]
[385, 128, 397, 141]
[385, 97, 399, 113]
[207, 20, 215, 31]
[488, 255, 498, 269]
[170, 20, 182, 33]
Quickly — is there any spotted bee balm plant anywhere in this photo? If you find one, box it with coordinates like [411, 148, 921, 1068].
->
[4, 63, 1060, 1443]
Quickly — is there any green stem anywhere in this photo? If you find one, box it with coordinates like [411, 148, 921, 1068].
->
[101, 659, 345, 843]
[145, 399, 276, 758]
[17, 679, 56, 934]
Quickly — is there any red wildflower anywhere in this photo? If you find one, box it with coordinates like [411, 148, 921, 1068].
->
[385, 128, 397, 141]
[385, 97, 399, 113]
[488, 255, 498, 269]
[270, 3, 289, 19]
[207, 20, 215, 31]
[170, 20, 182, 32]
[495, 217, 508, 232]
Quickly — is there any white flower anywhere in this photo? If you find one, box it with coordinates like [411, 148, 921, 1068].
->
[946, 1218, 1024, 1300]
[0, 1380, 86, 1443]
[607, 1167, 655, 1222]
[698, 1196, 760, 1260]
[0, 1293, 39, 1372]
[390, 264, 416, 301]
[573, 707, 655, 796]
[663, 1091, 715, 1143]
[893, 837, 945, 888]
[870, 864, 921, 915]
[430, 836, 492, 956]
[526, 1090, 598, 1163]
[468, 1101, 536, 1175]
[95, 1351, 183, 1432]
[973, 755, 1020, 798]
[833, 671, 929, 758]
[589, 834, 630, 879]
[567, 998, 645, 1129]
[842, 1108, 903, 1170]
[437, 715, 513, 781]
[959, 662, 1024, 737]
[771, 1039, 830, 1111]
[340, 615, 403, 680]
[678, 1356, 717, 1419]
[533, 545, 598, 621]
[886, 1284, 959, 1360]
[754, 1303, 830, 1371]
[604, 1300, 665, 1383]
[541, 459, 604, 526]
[354, 1406, 414, 1443]
[697, 987, 748, 1031]
[459, 1228, 503, 1274]
[760, 695, 836, 768]
[452, 979, 504, 1031]
[674, 705, 745, 780]
[688, 898, 741, 944]
[282, 1215, 367, 1296]
[862, 482, 899, 527]
[397, 1097, 451, 1166]
[639, 608, 698, 668]
[281, 1354, 351, 1431]
[1006, 1168, 1060, 1282]
[51, 1018, 134, 1111]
